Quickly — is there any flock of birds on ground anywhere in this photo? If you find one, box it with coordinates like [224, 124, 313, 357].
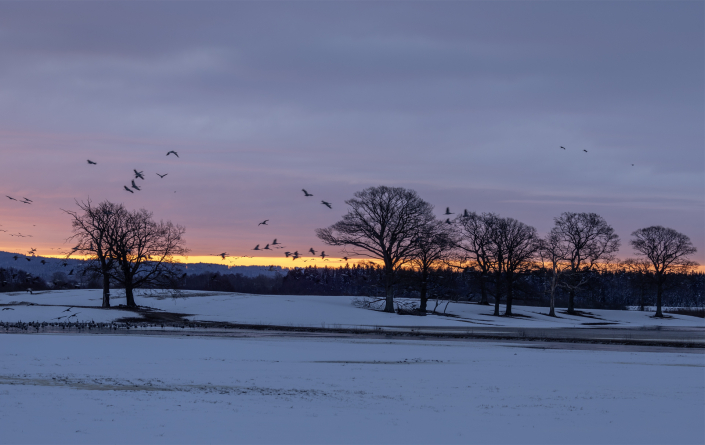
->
[3, 145, 636, 267]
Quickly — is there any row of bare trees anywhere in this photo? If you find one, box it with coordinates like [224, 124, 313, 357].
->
[64, 200, 187, 307]
[317, 186, 698, 317]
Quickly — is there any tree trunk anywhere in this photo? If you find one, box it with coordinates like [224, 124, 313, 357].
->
[125, 277, 137, 307]
[479, 274, 489, 305]
[419, 270, 428, 313]
[383, 266, 394, 313]
[654, 275, 663, 318]
[101, 273, 111, 308]
[567, 289, 576, 314]
[493, 273, 501, 316]
[548, 272, 556, 317]
[504, 275, 513, 316]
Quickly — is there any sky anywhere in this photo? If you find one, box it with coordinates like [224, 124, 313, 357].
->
[0, 1, 703, 267]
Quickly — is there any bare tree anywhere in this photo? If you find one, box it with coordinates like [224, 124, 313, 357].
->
[105, 207, 188, 307]
[551, 212, 620, 314]
[496, 217, 540, 316]
[538, 228, 571, 317]
[316, 186, 435, 313]
[630, 226, 697, 317]
[408, 219, 454, 313]
[64, 199, 126, 308]
[452, 212, 497, 305]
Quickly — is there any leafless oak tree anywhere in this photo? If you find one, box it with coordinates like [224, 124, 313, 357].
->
[408, 219, 454, 313]
[630, 226, 697, 317]
[64, 199, 126, 308]
[551, 212, 620, 314]
[105, 208, 188, 307]
[452, 212, 497, 305]
[316, 186, 435, 313]
[496, 217, 540, 316]
[538, 228, 572, 317]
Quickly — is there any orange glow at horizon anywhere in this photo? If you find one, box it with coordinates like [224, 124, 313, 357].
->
[33, 253, 378, 269]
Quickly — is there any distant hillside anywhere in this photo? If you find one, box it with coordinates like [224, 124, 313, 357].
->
[0, 251, 287, 280]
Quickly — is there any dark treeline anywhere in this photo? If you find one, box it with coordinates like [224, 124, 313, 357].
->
[176, 264, 705, 312]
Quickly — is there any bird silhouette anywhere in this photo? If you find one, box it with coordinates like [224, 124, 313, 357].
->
[252, 244, 260, 250]
[219, 252, 228, 260]
[156, 173, 168, 178]
[25, 257, 31, 262]
[272, 239, 281, 245]
[560, 146, 565, 150]
[258, 220, 269, 226]
[131, 180, 141, 191]
[40, 260, 46, 265]
[1, 308, 14, 311]
[321, 201, 332, 209]
[343, 256, 349, 261]
[22, 197, 33, 203]
[6, 196, 17, 201]
[302, 189, 313, 197]
[309, 248, 316, 255]
[124, 186, 134, 193]
[320, 251, 327, 259]
[262, 244, 270, 250]
[134, 170, 145, 180]
[445, 218, 452, 224]
[444, 207, 453, 215]
[463, 209, 470, 218]
[583, 149, 588, 153]
[166, 150, 179, 158]
[87, 159, 97, 165]
[12, 255, 18, 261]
[284, 251, 291, 257]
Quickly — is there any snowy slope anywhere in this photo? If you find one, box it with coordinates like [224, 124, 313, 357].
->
[0, 289, 702, 328]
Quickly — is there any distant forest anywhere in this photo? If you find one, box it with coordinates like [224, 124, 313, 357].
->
[182, 263, 704, 311]
[2, 261, 702, 312]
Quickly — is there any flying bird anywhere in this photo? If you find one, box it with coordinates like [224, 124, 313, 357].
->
[463, 209, 470, 218]
[445, 218, 452, 224]
[124, 186, 134, 193]
[560, 146, 565, 150]
[12, 255, 18, 261]
[218, 253, 228, 260]
[284, 251, 291, 258]
[272, 239, 281, 245]
[583, 149, 588, 153]
[22, 197, 33, 203]
[156, 173, 168, 178]
[166, 150, 179, 158]
[444, 207, 453, 215]
[320, 251, 327, 259]
[87, 159, 97, 165]
[134, 170, 145, 180]
[252, 244, 260, 250]
[40, 260, 46, 265]
[263, 244, 270, 250]
[342, 257, 349, 262]
[131, 180, 141, 191]
[309, 248, 316, 256]
[6, 196, 17, 201]
[302, 189, 313, 197]
[258, 220, 269, 226]
[321, 201, 332, 209]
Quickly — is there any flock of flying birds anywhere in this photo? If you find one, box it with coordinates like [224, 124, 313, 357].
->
[215, 188, 340, 264]
[4, 144, 634, 267]
[5, 149, 347, 267]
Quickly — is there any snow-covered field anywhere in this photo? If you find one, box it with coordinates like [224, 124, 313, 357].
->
[0, 289, 702, 329]
[0, 333, 703, 444]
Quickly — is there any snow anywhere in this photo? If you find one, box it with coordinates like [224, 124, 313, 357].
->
[0, 333, 702, 444]
[1, 289, 702, 329]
